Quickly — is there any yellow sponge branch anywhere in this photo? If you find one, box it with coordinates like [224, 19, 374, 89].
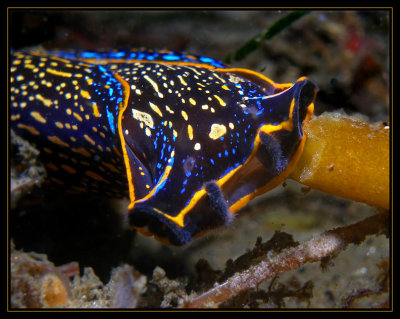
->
[290, 112, 389, 210]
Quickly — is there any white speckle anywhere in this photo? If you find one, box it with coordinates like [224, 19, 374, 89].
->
[367, 246, 376, 256]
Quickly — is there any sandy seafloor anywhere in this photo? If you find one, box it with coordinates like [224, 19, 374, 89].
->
[9, 10, 390, 309]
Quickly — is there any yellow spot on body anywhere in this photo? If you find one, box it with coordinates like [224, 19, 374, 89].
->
[149, 102, 163, 117]
[85, 170, 109, 183]
[52, 56, 71, 64]
[173, 130, 178, 138]
[46, 163, 59, 171]
[46, 68, 72, 78]
[50, 177, 64, 185]
[73, 112, 83, 122]
[146, 184, 151, 189]
[71, 147, 91, 157]
[70, 186, 87, 193]
[11, 114, 21, 121]
[101, 162, 120, 173]
[65, 92, 72, 99]
[189, 98, 196, 105]
[229, 122, 235, 129]
[165, 105, 175, 114]
[177, 75, 187, 86]
[80, 89, 91, 99]
[209, 123, 227, 140]
[55, 121, 64, 129]
[201, 104, 209, 110]
[214, 95, 226, 107]
[84, 134, 96, 146]
[16, 75, 24, 81]
[221, 84, 229, 90]
[213, 73, 226, 83]
[144, 75, 163, 98]
[30, 111, 47, 124]
[58, 153, 68, 160]
[194, 143, 201, 150]
[36, 94, 52, 107]
[86, 78, 93, 85]
[66, 108, 72, 115]
[17, 123, 39, 135]
[132, 109, 154, 128]
[48, 136, 69, 147]
[61, 164, 77, 174]
[181, 110, 188, 121]
[145, 127, 152, 137]
[187, 124, 193, 140]
[92, 102, 100, 117]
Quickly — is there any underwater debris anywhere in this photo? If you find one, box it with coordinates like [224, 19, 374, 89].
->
[342, 258, 389, 308]
[10, 130, 46, 208]
[195, 231, 298, 291]
[68, 265, 147, 308]
[182, 211, 388, 308]
[219, 278, 314, 308]
[10, 242, 76, 308]
[10, 243, 147, 309]
[108, 265, 147, 308]
[149, 266, 191, 308]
